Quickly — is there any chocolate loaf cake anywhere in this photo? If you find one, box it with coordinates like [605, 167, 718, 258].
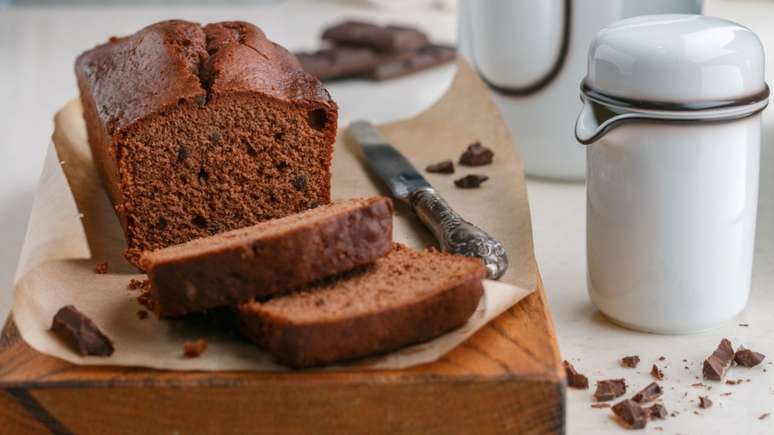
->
[141, 197, 393, 317]
[76, 20, 338, 266]
[235, 244, 486, 368]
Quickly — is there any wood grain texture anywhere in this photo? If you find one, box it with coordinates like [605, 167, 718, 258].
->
[0, 277, 564, 435]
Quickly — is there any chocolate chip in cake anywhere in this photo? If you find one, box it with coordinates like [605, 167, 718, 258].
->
[156, 216, 168, 231]
[454, 174, 488, 188]
[699, 396, 713, 409]
[704, 338, 735, 381]
[734, 346, 765, 367]
[175, 144, 189, 164]
[621, 355, 640, 368]
[192, 215, 208, 229]
[293, 175, 308, 192]
[183, 338, 208, 358]
[632, 382, 663, 403]
[207, 221, 222, 236]
[459, 141, 494, 166]
[198, 167, 209, 182]
[51, 305, 114, 357]
[426, 160, 454, 174]
[650, 364, 664, 380]
[209, 131, 221, 145]
[308, 108, 328, 131]
[563, 360, 589, 389]
[646, 404, 668, 420]
[95, 262, 108, 274]
[594, 379, 627, 402]
[612, 399, 648, 429]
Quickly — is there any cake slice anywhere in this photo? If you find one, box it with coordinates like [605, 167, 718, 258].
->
[141, 197, 393, 317]
[76, 20, 338, 266]
[235, 244, 487, 368]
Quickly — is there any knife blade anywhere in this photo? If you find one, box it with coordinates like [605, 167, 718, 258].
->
[349, 120, 508, 279]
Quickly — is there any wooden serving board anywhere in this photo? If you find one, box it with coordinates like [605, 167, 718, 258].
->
[0, 61, 565, 434]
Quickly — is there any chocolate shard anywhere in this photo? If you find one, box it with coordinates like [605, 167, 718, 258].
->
[632, 382, 663, 403]
[454, 174, 488, 189]
[646, 403, 668, 420]
[734, 346, 765, 367]
[612, 399, 648, 429]
[459, 141, 494, 166]
[426, 160, 455, 174]
[295, 47, 379, 81]
[50, 305, 114, 356]
[367, 44, 456, 81]
[594, 379, 627, 402]
[699, 396, 713, 409]
[563, 360, 589, 389]
[322, 21, 430, 53]
[703, 338, 735, 381]
[650, 364, 664, 380]
[621, 355, 640, 368]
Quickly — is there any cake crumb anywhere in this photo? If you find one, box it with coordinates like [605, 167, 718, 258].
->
[650, 364, 664, 380]
[95, 262, 108, 274]
[760, 413, 770, 420]
[621, 355, 640, 368]
[183, 339, 208, 358]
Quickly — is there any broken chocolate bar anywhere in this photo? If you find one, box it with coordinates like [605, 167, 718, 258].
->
[426, 160, 455, 174]
[594, 379, 627, 402]
[563, 360, 589, 389]
[699, 396, 713, 409]
[632, 382, 663, 403]
[734, 346, 765, 367]
[646, 404, 668, 420]
[459, 141, 494, 166]
[612, 399, 648, 429]
[322, 21, 430, 53]
[621, 355, 640, 368]
[367, 44, 456, 81]
[295, 47, 378, 81]
[703, 338, 735, 381]
[650, 364, 664, 380]
[454, 174, 488, 188]
[50, 305, 114, 356]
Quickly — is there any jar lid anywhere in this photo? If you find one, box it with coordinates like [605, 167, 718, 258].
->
[584, 14, 768, 109]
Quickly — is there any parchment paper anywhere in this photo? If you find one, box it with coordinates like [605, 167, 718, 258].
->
[11, 60, 537, 371]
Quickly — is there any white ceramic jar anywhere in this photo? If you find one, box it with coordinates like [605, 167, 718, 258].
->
[457, 0, 702, 180]
[577, 15, 769, 333]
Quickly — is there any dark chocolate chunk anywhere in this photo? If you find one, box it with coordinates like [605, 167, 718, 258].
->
[322, 21, 430, 53]
[563, 360, 589, 389]
[50, 305, 114, 356]
[209, 131, 221, 145]
[295, 47, 379, 81]
[426, 160, 454, 174]
[459, 141, 494, 166]
[734, 346, 765, 367]
[646, 404, 668, 420]
[621, 355, 640, 368]
[650, 364, 664, 380]
[176, 144, 189, 164]
[293, 175, 308, 192]
[454, 174, 488, 189]
[183, 338, 208, 358]
[699, 396, 713, 409]
[632, 382, 663, 403]
[594, 379, 627, 402]
[703, 338, 735, 381]
[95, 262, 108, 274]
[612, 399, 648, 429]
[368, 44, 456, 81]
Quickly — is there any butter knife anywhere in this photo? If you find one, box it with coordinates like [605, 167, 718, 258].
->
[349, 120, 508, 279]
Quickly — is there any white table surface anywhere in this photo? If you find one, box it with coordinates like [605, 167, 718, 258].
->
[1, 1, 773, 433]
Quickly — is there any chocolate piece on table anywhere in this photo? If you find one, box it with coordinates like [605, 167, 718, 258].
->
[183, 338, 208, 358]
[699, 396, 713, 409]
[563, 360, 589, 389]
[368, 45, 456, 81]
[621, 355, 640, 368]
[426, 160, 455, 174]
[455, 174, 489, 189]
[459, 141, 494, 166]
[591, 403, 611, 409]
[632, 382, 663, 403]
[612, 399, 648, 429]
[650, 364, 664, 380]
[295, 47, 379, 81]
[50, 305, 114, 357]
[734, 346, 765, 367]
[322, 21, 429, 53]
[646, 404, 668, 419]
[594, 379, 627, 402]
[703, 338, 735, 380]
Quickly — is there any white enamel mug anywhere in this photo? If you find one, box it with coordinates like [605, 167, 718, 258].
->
[578, 15, 768, 333]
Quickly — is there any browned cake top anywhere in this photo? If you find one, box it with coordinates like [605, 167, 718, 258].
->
[75, 19, 335, 135]
[244, 244, 487, 323]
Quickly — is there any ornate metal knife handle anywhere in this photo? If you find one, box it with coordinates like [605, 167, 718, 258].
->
[409, 187, 508, 279]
